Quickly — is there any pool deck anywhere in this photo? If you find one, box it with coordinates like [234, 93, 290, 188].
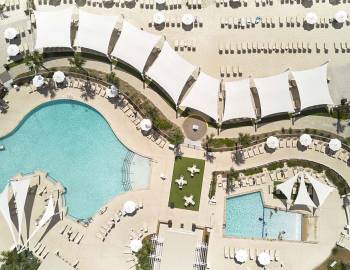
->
[0, 87, 349, 269]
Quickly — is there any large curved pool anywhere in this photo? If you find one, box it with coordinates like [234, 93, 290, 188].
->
[0, 100, 151, 220]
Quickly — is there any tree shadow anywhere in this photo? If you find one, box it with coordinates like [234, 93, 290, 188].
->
[232, 150, 245, 165]
[80, 82, 96, 101]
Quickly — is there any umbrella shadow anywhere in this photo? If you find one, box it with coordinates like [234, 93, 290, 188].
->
[329, 0, 340, 5]
[232, 150, 245, 165]
[182, 24, 194, 31]
[154, 23, 165, 31]
[332, 21, 344, 29]
[301, 0, 313, 7]
[303, 22, 315, 31]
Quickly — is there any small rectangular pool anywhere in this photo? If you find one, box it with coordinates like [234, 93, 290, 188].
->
[225, 192, 302, 241]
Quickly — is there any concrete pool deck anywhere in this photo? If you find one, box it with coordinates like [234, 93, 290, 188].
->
[0, 87, 348, 269]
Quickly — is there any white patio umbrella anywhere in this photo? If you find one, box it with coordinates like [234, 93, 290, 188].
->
[4, 27, 18, 40]
[7, 44, 19, 57]
[266, 136, 279, 149]
[123, 200, 137, 214]
[155, 0, 166, 4]
[130, 239, 142, 252]
[258, 252, 271, 266]
[32, 75, 45, 88]
[299, 134, 312, 147]
[153, 12, 165, 24]
[328, 138, 341, 152]
[53, 71, 65, 83]
[106, 85, 118, 98]
[235, 249, 248, 263]
[182, 13, 195, 25]
[140, 119, 152, 132]
[305, 12, 318, 25]
[335, 11, 347, 23]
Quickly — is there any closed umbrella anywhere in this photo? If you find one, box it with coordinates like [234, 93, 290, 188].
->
[335, 11, 347, 23]
[140, 119, 152, 132]
[258, 252, 271, 266]
[130, 239, 142, 252]
[182, 13, 195, 25]
[153, 12, 165, 24]
[32, 75, 45, 88]
[305, 12, 318, 25]
[53, 71, 65, 83]
[7, 45, 19, 56]
[328, 138, 341, 152]
[123, 201, 137, 214]
[299, 134, 312, 147]
[4, 28, 18, 40]
[235, 249, 248, 263]
[266, 136, 279, 149]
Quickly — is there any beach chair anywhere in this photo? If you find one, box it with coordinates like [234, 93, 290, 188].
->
[249, 248, 255, 260]
[224, 247, 229, 259]
[75, 234, 84, 244]
[229, 247, 234, 259]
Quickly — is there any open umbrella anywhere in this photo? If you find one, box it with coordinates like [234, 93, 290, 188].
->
[4, 28, 18, 40]
[123, 201, 137, 214]
[32, 75, 45, 88]
[182, 13, 195, 25]
[153, 12, 165, 25]
[305, 12, 318, 25]
[106, 85, 118, 98]
[258, 252, 271, 266]
[328, 138, 341, 152]
[53, 71, 65, 83]
[140, 119, 152, 132]
[235, 249, 248, 263]
[335, 11, 347, 23]
[130, 239, 142, 252]
[7, 45, 19, 57]
[299, 134, 312, 147]
[266, 136, 279, 149]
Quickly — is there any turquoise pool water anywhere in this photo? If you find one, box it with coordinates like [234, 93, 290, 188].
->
[225, 192, 301, 241]
[0, 100, 151, 220]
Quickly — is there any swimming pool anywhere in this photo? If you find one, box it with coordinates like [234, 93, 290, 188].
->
[0, 100, 151, 220]
[225, 192, 302, 241]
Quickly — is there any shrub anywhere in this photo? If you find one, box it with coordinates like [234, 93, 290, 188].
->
[208, 177, 217, 198]
[135, 238, 154, 270]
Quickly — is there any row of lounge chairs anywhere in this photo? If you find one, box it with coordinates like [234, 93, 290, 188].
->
[149, 15, 203, 28]
[55, 251, 79, 269]
[60, 224, 84, 245]
[2, 0, 21, 11]
[33, 242, 49, 260]
[219, 65, 242, 78]
[215, 0, 247, 7]
[224, 247, 280, 262]
[129, 224, 148, 240]
[174, 39, 197, 51]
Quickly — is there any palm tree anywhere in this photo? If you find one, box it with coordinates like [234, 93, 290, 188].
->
[203, 133, 215, 151]
[106, 71, 120, 88]
[24, 51, 48, 74]
[68, 52, 86, 73]
[0, 249, 40, 270]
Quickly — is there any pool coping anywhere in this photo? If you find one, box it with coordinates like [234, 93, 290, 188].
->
[222, 189, 317, 244]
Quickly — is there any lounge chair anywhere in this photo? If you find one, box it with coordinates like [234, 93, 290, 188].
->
[60, 225, 68, 235]
[249, 248, 255, 260]
[74, 234, 84, 244]
[96, 232, 105, 241]
[224, 247, 229, 259]
[229, 247, 234, 259]
[274, 250, 279, 261]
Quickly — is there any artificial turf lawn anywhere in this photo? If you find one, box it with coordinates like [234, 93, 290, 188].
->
[168, 156, 205, 211]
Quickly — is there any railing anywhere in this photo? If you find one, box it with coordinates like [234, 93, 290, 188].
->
[121, 151, 134, 192]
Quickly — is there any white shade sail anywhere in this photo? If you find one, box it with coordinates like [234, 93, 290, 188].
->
[291, 64, 333, 110]
[254, 72, 294, 118]
[329, 138, 341, 152]
[111, 21, 161, 73]
[146, 42, 197, 104]
[10, 177, 31, 244]
[53, 71, 65, 83]
[7, 45, 19, 56]
[222, 79, 256, 122]
[34, 8, 73, 49]
[4, 27, 18, 40]
[123, 201, 136, 214]
[305, 12, 318, 25]
[179, 72, 220, 122]
[294, 175, 316, 208]
[276, 174, 299, 201]
[0, 184, 17, 246]
[306, 173, 333, 207]
[130, 239, 142, 252]
[74, 10, 119, 55]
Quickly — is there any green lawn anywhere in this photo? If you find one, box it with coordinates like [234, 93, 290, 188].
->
[168, 157, 205, 211]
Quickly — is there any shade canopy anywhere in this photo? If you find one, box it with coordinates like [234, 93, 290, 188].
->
[291, 64, 333, 110]
[235, 249, 248, 263]
[299, 134, 312, 147]
[53, 71, 65, 83]
[254, 72, 294, 118]
[276, 174, 299, 201]
[258, 252, 271, 266]
[123, 201, 136, 214]
[74, 10, 118, 55]
[7, 45, 19, 56]
[305, 12, 318, 25]
[222, 79, 256, 122]
[10, 177, 31, 244]
[130, 239, 142, 252]
[32, 75, 45, 88]
[266, 136, 279, 149]
[0, 184, 17, 246]
[294, 175, 317, 208]
[306, 173, 333, 207]
[146, 42, 197, 104]
[34, 8, 73, 49]
[140, 119, 152, 132]
[180, 72, 220, 122]
[335, 10, 347, 23]
[106, 85, 118, 98]
[328, 138, 341, 151]
[111, 21, 161, 73]
[4, 27, 18, 40]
